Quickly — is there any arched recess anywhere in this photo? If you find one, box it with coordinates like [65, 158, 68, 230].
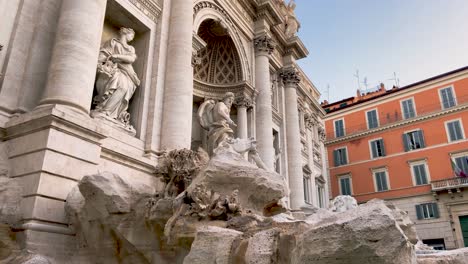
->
[193, 1, 251, 84]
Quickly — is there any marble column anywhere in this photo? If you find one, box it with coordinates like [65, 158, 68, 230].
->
[160, 0, 193, 150]
[281, 67, 305, 210]
[254, 36, 275, 169]
[38, 0, 107, 114]
[235, 95, 252, 139]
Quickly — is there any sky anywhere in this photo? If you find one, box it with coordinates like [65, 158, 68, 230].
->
[294, 0, 468, 103]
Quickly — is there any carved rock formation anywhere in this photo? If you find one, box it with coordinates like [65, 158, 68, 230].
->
[416, 248, 468, 264]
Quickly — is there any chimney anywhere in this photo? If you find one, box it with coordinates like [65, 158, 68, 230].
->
[379, 83, 385, 91]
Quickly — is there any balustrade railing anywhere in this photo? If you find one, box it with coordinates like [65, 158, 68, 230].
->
[431, 177, 468, 191]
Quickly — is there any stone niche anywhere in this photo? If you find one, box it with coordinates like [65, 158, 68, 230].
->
[93, 0, 154, 138]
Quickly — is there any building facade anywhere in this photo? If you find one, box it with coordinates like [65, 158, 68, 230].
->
[323, 67, 468, 250]
[0, 0, 327, 259]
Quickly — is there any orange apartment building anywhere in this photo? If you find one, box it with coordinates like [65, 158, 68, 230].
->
[323, 66, 468, 250]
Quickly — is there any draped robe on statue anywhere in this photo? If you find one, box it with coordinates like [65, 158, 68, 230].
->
[94, 38, 140, 121]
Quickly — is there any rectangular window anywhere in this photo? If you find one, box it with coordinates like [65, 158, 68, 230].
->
[403, 130, 426, 151]
[334, 119, 345, 138]
[401, 98, 416, 119]
[440, 87, 456, 109]
[446, 120, 464, 142]
[333, 147, 348, 166]
[374, 170, 389, 192]
[366, 109, 379, 129]
[416, 203, 439, 220]
[316, 184, 325, 208]
[454, 155, 468, 176]
[370, 139, 386, 159]
[339, 176, 352, 195]
[412, 163, 429, 185]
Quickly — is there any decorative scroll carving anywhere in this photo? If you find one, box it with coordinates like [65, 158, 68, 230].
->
[318, 125, 326, 142]
[254, 36, 275, 55]
[128, 0, 162, 22]
[280, 67, 301, 86]
[304, 112, 319, 128]
[234, 95, 253, 108]
[192, 50, 202, 67]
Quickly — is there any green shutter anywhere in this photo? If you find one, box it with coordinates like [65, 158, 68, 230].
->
[432, 203, 439, 218]
[342, 149, 348, 165]
[403, 134, 410, 152]
[333, 150, 339, 166]
[380, 139, 386, 156]
[418, 130, 426, 148]
[371, 141, 377, 158]
[448, 122, 456, 141]
[416, 205, 423, 220]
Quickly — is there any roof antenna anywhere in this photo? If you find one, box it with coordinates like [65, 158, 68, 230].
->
[361, 77, 369, 90]
[353, 70, 361, 90]
[388, 72, 400, 87]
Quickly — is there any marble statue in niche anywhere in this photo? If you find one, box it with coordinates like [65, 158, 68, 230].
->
[91, 27, 140, 135]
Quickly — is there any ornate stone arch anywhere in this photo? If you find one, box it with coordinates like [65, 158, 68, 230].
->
[193, 1, 252, 83]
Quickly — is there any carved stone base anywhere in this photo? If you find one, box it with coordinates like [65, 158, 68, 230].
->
[90, 110, 136, 136]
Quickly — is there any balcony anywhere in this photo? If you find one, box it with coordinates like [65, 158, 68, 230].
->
[326, 94, 468, 141]
[431, 177, 468, 192]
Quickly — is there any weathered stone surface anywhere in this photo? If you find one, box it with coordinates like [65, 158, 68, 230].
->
[293, 199, 416, 264]
[329, 195, 357, 212]
[187, 148, 287, 214]
[245, 228, 280, 264]
[65, 172, 158, 264]
[0, 175, 22, 225]
[417, 248, 468, 264]
[183, 226, 243, 264]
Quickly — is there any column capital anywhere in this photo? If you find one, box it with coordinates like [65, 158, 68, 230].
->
[280, 67, 301, 87]
[304, 112, 319, 128]
[234, 95, 253, 108]
[254, 35, 275, 55]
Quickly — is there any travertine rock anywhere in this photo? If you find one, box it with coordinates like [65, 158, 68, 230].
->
[244, 229, 280, 264]
[65, 172, 158, 264]
[293, 199, 416, 264]
[0, 175, 22, 225]
[183, 226, 242, 264]
[417, 248, 468, 264]
[187, 147, 287, 214]
[329, 195, 357, 212]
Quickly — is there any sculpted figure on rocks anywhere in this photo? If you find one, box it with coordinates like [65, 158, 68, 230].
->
[92, 27, 140, 135]
[198, 92, 237, 156]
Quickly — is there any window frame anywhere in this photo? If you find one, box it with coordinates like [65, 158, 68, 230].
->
[409, 160, 430, 186]
[368, 138, 386, 159]
[444, 119, 465, 142]
[372, 168, 390, 192]
[438, 85, 457, 109]
[338, 174, 353, 196]
[416, 203, 439, 220]
[403, 128, 426, 151]
[365, 108, 380, 129]
[333, 146, 348, 167]
[400, 97, 417, 120]
[303, 175, 312, 204]
[451, 151, 468, 176]
[333, 118, 346, 138]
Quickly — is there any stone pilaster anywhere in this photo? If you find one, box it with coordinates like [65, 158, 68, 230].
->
[234, 95, 253, 139]
[38, 0, 107, 114]
[304, 111, 318, 207]
[280, 66, 305, 210]
[160, 0, 194, 150]
[254, 35, 275, 170]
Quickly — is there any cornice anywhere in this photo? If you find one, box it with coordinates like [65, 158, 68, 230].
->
[253, 1, 283, 26]
[128, 0, 162, 22]
[193, 79, 255, 100]
[325, 103, 468, 146]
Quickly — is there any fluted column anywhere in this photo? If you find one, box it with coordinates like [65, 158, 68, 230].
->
[160, 0, 193, 150]
[254, 36, 275, 169]
[305, 112, 318, 207]
[234, 95, 252, 139]
[281, 67, 305, 210]
[38, 0, 107, 114]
